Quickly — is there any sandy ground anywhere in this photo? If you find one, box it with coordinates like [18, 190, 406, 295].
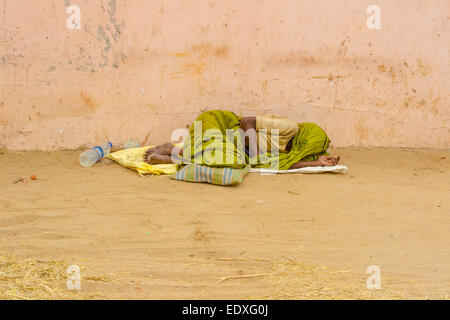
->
[0, 147, 449, 299]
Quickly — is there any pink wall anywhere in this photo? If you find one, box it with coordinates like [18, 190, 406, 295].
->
[0, 0, 448, 150]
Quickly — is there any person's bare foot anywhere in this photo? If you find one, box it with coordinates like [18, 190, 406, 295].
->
[146, 153, 174, 164]
[143, 143, 174, 162]
[317, 155, 341, 166]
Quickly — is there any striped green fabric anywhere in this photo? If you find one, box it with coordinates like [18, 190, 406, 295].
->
[170, 164, 250, 186]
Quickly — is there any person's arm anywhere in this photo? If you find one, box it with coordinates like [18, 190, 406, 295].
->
[239, 117, 256, 132]
[239, 117, 258, 156]
[289, 155, 340, 169]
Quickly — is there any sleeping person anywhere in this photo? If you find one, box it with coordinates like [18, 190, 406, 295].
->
[143, 110, 340, 170]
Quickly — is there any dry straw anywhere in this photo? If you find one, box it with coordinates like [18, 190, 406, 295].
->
[0, 253, 102, 300]
[263, 260, 414, 300]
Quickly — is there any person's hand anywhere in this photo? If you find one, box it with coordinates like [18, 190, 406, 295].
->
[316, 155, 340, 166]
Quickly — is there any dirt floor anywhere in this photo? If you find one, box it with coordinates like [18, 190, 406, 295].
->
[0, 147, 449, 300]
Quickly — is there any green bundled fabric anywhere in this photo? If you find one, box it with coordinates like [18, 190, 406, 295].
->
[251, 122, 330, 170]
[180, 110, 248, 168]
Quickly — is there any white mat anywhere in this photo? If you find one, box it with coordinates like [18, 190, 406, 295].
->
[249, 165, 347, 174]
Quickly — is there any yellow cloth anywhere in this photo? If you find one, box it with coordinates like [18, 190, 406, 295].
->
[256, 114, 299, 152]
[107, 146, 177, 176]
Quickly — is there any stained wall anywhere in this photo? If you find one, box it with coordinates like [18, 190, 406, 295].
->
[0, 0, 448, 150]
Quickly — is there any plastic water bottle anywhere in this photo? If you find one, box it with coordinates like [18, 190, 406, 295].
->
[79, 142, 113, 167]
[124, 139, 140, 149]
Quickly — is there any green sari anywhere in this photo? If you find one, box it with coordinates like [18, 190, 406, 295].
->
[181, 110, 330, 170]
[251, 122, 330, 170]
[181, 110, 248, 168]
